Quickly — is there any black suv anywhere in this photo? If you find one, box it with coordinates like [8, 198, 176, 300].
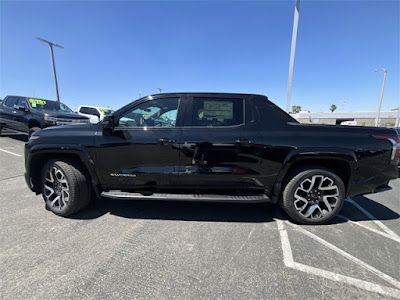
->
[0, 95, 89, 137]
[24, 93, 399, 224]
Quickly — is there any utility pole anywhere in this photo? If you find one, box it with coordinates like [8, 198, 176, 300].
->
[285, 0, 301, 113]
[375, 68, 388, 127]
[36, 37, 64, 104]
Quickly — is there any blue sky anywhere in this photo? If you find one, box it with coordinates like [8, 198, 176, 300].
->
[1, 0, 399, 112]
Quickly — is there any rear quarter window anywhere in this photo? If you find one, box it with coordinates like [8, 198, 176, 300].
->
[4, 97, 19, 108]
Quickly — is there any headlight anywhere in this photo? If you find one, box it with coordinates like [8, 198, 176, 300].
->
[44, 115, 57, 124]
[29, 135, 40, 140]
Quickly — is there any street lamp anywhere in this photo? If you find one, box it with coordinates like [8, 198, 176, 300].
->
[36, 37, 64, 104]
[340, 100, 347, 111]
[375, 68, 387, 127]
[285, 0, 301, 113]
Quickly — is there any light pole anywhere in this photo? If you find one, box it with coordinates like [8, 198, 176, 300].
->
[341, 100, 347, 111]
[395, 106, 400, 127]
[285, 0, 301, 113]
[36, 37, 64, 104]
[375, 68, 387, 127]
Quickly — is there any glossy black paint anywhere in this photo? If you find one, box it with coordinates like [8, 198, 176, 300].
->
[0, 95, 88, 134]
[24, 93, 399, 202]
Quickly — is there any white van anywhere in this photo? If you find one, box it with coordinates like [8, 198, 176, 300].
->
[77, 106, 114, 123]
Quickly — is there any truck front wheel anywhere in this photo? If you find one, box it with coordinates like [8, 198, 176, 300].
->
[281, 168, 345, 225]
[41, 159, 91, 216]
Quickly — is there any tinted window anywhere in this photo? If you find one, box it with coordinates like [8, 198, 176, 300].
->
[192, 97, 243, 127]
[17, 98, 28, 108]
[79, 107, 90, 114]
[4, 97, 19, 107]
[89, 108, 100, 117]
[118, 98, 180, 128]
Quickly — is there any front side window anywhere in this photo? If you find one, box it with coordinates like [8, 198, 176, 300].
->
[192, 97, 244, 127]
[17, 98, 28, 108]
[118, 97, 180, 128]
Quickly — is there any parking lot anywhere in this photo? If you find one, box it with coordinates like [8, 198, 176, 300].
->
[0, 130, 399, 300]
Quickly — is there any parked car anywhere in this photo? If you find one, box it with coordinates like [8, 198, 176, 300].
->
[77, 105, 114, 123]
[24, 93, 400, 224]
[0, 96, 89, 137]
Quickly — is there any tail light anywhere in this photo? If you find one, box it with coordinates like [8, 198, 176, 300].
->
[373, 134, 400, 161]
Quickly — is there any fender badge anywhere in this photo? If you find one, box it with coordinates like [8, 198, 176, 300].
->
[110, 173, 136, 177]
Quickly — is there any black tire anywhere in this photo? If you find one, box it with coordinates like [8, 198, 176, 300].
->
[28, 127, 41, 138]
[41, 159, 92, 217]
[0, 124, 3, 136]
[281, 168, 345, 225]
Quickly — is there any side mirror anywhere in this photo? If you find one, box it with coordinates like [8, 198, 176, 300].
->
[14, 105, 28, 112]
[102, 115, 115, 136]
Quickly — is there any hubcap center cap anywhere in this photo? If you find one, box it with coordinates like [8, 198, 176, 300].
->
[308, 189, 321, 204]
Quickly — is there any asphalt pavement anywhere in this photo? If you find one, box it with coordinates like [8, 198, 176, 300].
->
[1, 130, 399, 300]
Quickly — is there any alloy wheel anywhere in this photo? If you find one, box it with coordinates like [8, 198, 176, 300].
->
[43, 165, 70, 211]
[293, 175, 339, 219]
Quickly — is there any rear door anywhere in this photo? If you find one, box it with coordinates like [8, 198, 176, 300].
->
[95, 96, 185, 191]
[178, 95, 264, 193]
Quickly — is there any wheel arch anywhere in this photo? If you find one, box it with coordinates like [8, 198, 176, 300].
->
[28, 119, 42, 129]
[28, 146, 102, 197]
[269, 148, 357, 202]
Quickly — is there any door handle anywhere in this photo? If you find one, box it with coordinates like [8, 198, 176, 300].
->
[158, 138, 176, 144]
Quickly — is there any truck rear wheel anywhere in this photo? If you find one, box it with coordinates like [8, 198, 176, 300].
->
[281, 168, 345, 225]
[41, 159, 91, 216]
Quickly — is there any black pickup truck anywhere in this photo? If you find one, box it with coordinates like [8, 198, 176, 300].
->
[24, 93, 399, 224]
[0, 95, 89, 137]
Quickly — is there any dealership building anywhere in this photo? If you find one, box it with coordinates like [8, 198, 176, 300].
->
[290, 110, 399, 128]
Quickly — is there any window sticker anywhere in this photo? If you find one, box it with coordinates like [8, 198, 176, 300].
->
[29, 98, 46, 105]
[203, 100, 233, 119]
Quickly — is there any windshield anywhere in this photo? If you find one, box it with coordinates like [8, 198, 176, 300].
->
[29, 98, 73, 113]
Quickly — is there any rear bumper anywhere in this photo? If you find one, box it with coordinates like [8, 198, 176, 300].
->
[348, 164, 398, 197]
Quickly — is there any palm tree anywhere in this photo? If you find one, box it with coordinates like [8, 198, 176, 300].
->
[330, 104, 337, 112]
[291, 105, 302, 114]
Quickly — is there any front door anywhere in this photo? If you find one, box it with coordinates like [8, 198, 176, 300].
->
[95, 96, 183, 191]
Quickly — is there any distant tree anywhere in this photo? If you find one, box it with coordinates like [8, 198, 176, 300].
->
[291, 105, 302, 114]
[330, 104, 337, 112]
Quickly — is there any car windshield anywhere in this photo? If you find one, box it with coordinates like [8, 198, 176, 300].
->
[28, 98, 73, 113]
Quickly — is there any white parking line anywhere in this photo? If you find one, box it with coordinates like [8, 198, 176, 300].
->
[275, 219, 400, 298]
[346, 198, 400, 241]
[0, 148, 22, 157]
[336, 214, 400, 243]
[285, 220, 400, 289]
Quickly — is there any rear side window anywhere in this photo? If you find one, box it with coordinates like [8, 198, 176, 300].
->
[4, 97, 19, 108]
[79, 107, 90, 114]
[192, 97, 244, 127]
